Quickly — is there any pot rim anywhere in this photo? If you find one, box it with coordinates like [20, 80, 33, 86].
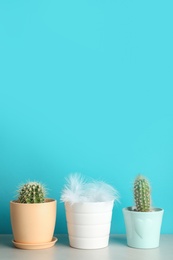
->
[65, 200, 115, 206]
[10, 198, 56, 205]
[123, 206, 164, 213]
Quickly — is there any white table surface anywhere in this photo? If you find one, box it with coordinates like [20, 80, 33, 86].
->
[0, 234, 172, 260]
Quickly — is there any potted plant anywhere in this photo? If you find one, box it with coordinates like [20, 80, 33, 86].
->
[10, 181, 57, 249]
[123, 175, 164, 249]
[61, 173, 119, 249]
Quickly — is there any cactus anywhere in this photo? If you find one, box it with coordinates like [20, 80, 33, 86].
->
[17, 181, 46, 203]
[134, 175, 151, 212]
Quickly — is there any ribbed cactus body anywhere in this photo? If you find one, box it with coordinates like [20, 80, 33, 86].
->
[134, 175, 151, 212]
[18, 182, 46, 203]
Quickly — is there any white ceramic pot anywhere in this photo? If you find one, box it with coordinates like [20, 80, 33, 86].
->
[65, 201, 114, 249]
[123, 207, 164, 249]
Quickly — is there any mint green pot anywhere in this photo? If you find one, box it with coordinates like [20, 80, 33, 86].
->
[123, 207, 164, 249]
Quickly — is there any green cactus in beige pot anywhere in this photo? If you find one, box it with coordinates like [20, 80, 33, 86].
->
[11, 181, 57, 248]
[17, 181, 46, 203]
[134, 175, 151, 212]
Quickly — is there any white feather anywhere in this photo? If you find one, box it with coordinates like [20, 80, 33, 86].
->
[60, 174, 120, 204]
[85, 181, 119, 202]
[60, 173, 87, 204]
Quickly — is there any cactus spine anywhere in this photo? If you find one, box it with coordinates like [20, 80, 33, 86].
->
[18, 182, 46, 203]
[134, 175, 151, 212]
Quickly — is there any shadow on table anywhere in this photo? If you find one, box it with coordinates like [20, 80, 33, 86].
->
[111, 235, 127, 246]
[56, 234, 127, 247]
[56, 234, 69, 246]
[0, 235, 15, 248]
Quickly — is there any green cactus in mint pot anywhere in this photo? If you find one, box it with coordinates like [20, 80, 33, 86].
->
[134, 175, 151, 212]
[18, 181, 46, 203]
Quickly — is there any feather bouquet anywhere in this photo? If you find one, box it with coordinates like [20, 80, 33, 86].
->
[61, 173, 119, 204]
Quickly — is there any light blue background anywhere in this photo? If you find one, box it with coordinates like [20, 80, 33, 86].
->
[0, 0, 173, 234]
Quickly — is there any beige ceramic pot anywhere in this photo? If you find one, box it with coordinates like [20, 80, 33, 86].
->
[10, 199, 57, 244]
